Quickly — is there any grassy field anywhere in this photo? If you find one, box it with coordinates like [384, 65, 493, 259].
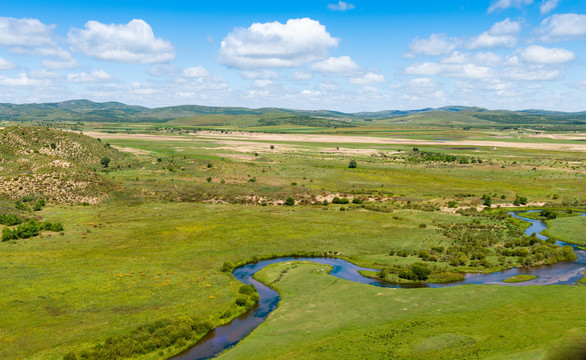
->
[503, 274, 538, 283]
[220, 261, 586, 360]
[542, 215, 586, 245]
[0, 122, 584, 360]
[0, 202, 468, 359]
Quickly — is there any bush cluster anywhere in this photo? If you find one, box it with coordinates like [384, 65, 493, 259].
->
[1, 219, 63, 241]
[64, 317, 213, 360]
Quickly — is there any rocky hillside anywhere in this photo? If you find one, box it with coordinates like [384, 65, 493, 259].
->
[0, 126, 124, 204]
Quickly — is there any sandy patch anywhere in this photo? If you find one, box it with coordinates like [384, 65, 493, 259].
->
[111, 145, 153, 155]
[441, 202, 547, 213]
[80, 130, 586, 152]
[194, 131, 586, 152]
[528, 133, 586, 141]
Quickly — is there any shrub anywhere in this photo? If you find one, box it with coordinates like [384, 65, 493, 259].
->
[220, 261, 234, 272]
[332, 197, 342, 204]
[348, 159, 357, 168]
[100, 157, 110, 168]
[207, 163, 213, 168]
[352, 198, 363, 204]
[411, 264, 431, 280]
[285, 197, 295, 206]
[339, 198, 350, 204]
[513, 196, 528, 206]
[379, 268, 389, 279]
[447, 201, 458, 208]
[539, 209, 557, 219]
[63, 352, 77, 360]
[0, 213, 22, 226]
[2, 228, 15, 241]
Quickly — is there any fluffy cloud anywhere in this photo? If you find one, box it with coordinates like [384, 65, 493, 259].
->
[503, 66, 561, 80]
[67, 70, 112, 83]
[540, 0, 561, 14]
[349, 72, 385, 85]
[407, 34, 458, 57]
[253, 79, 273, 87]
[0, 17, 55, 47]
[535, 14, 586, 42]
[487, 0, 533, 13]
[182, 66, 210, 78]
[0, 73, 50, 87]
[42, 59, 80, 70]
[442, 51, 503, 66]
[520, 45, 574, 64]
[406, 62, 494, 79]
[68, 19, 175, 63]
[241, 70, 278, 79]
[219, 18, 339, 69]
[292, 72, 312, 81]
[469, 18, 521, 49]
[327, 1, 355, 11]
[311, 56, 361, 76]
[9, 46, 71, 59]
[0, 57, 16, 70]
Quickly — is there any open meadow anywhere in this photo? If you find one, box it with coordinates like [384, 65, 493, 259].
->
[0, 111, 585, 360]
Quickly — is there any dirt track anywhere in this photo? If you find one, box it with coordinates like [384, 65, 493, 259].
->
[82, 130, 586, 152]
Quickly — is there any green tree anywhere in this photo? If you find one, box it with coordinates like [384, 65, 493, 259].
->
[100, 157, 111, 168]
[483, 196, 492, 207]
[348, 159, 357, 168]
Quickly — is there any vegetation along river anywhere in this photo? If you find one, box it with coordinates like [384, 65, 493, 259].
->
[172, 211, 586, 360]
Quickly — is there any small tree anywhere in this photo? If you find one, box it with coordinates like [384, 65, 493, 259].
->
[483, 196, 492, 207]
[100, 157, 110, 168]
[285, 197, 295, 206]
[348, 159, 357, 168]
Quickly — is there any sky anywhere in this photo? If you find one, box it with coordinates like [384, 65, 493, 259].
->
[0, 0, 585, 112]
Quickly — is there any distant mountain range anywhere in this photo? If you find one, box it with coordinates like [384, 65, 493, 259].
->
[0, 99, 585, 125]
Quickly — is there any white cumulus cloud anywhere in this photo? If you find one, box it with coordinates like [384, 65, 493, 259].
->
[67, 70, 112, 83]
[469, 18, 521, 49]
[0, 17, 55, 47]
[327, 1, 355, 11]
[503, 66, 561, 80]
[182, 66, 210, 78]
[407, 34, 458, 57]
[520, 45, 574, 64]
[219, 18, 339, 69]
[311, 56, 361, 76]
[488, 0, 533, 13]
[0, 57, 16, 70]
[442, 51, 503, 66]
[406, 62, 494, 79]
[241, 70, 278, 79]
[535, 13, 586, 42]
[68, 19, 175, 63]
[540, 0, 561, 14]
[0, 73, 50, 87]
[42, 59, 80, 70]
[292, 72, 312, 81]
[349, 72, 385, 85]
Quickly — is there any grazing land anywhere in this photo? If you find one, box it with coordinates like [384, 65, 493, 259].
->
[0, 101, 585, 360]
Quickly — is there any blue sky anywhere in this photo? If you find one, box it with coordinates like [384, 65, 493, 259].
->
[0, 0, 585, 111]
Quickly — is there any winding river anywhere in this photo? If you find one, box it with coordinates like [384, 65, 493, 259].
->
[172, 211, 586, 360]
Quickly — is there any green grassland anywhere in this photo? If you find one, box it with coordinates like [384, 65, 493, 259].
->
[220, 261, 586, 360]
[0, 119, 584, 360]
[542, 215, 586, 245]
[503, 274, 538, 283]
